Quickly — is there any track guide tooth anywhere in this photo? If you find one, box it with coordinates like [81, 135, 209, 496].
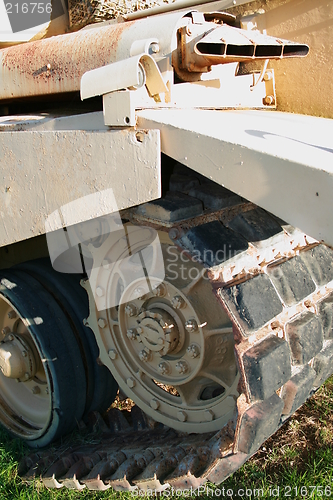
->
[167, 446, 210, 489]
[108, 449, 157, 491]
[42, 454, 79, 489]
[61, 452, 107, 490]
[81, 450, 127, 490]
[133, 446, 186, 492]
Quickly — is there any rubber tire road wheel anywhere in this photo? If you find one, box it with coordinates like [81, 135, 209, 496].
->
[15, 258, 118, 414]
[0, 270, 87, 447]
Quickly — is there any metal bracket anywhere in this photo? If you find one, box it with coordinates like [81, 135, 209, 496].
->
[81, 53, 168, 127]
[80, 53, 167, 100]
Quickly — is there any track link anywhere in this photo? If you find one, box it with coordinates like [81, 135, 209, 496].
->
[19, 168, 333, 491]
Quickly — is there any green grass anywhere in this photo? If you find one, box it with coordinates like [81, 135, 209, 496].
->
[1, 377, 333, 499]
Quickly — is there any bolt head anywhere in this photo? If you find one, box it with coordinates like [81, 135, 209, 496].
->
[108, 349, 118, 360]
[158, 361, 170, 375]
[175, 361, 188, 375]
[185, 319, 198, 333]
[32, 386, 41, 395]
[24, 372, 30, 381]
[150, 42, 160, 54]
[264, 72, 272, 81]
[204, 409, 214, 422]
[153, 284, 166, 297]
[102, 259, 110, 269]
[150, 399, 160, 410]
[168, 228, 179, 240]
[187, 344, 200, 359]
[264, 95, 274, 105]
[172, 295, 185, 310]
[7, 310, 17, 319]
[8, 334, 14, 341]
[98, 318, 107, 328]
[127, 377, 136, 388]
[133, 288, 145, 299]
[125, 304, 137, 317]
[1, 327, 10, 336]
[21, 351, 27, 358]
[177, 410, 187, 422]
[139, 349, 150, 362]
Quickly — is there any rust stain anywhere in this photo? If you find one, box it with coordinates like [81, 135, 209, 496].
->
[0, 20, 135, 99]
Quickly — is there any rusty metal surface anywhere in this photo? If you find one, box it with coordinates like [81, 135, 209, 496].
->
[0, 20, 135, 100]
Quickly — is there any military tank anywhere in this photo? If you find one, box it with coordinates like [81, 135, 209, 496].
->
[0, 0, 333, 491]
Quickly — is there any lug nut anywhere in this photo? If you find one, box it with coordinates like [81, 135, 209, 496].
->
[139, 350, 150, 362]
[8, 334, 14, 341]
[172, 296, 185, 309]
[187, 344, 200, 358]
[108, 349, 118, 360]
[21, 351, 27, 358]
[177, 410, 187, 422]
[185, 319, 198, 333]
[125, 304, 137, 317]
[32, 386, 41, 395]
[98, 318, 107, 328]
[158, 362, 170, 375]
[7, 310, 17, 319]
[175, 361, 188, 374]
[1, 327, 10, 335]
[127, 329, 137, 340]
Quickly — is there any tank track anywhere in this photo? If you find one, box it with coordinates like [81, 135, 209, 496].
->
[19, 168, 333, 492]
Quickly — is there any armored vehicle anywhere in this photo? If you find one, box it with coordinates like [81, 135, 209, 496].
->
[0, 0, 333, 491]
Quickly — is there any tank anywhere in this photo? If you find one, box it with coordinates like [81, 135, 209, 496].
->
[0, 0, 333, 491]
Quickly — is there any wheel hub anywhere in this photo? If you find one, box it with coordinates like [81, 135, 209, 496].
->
[0, 333, 37, 381]
[136, 308, 180, 356]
